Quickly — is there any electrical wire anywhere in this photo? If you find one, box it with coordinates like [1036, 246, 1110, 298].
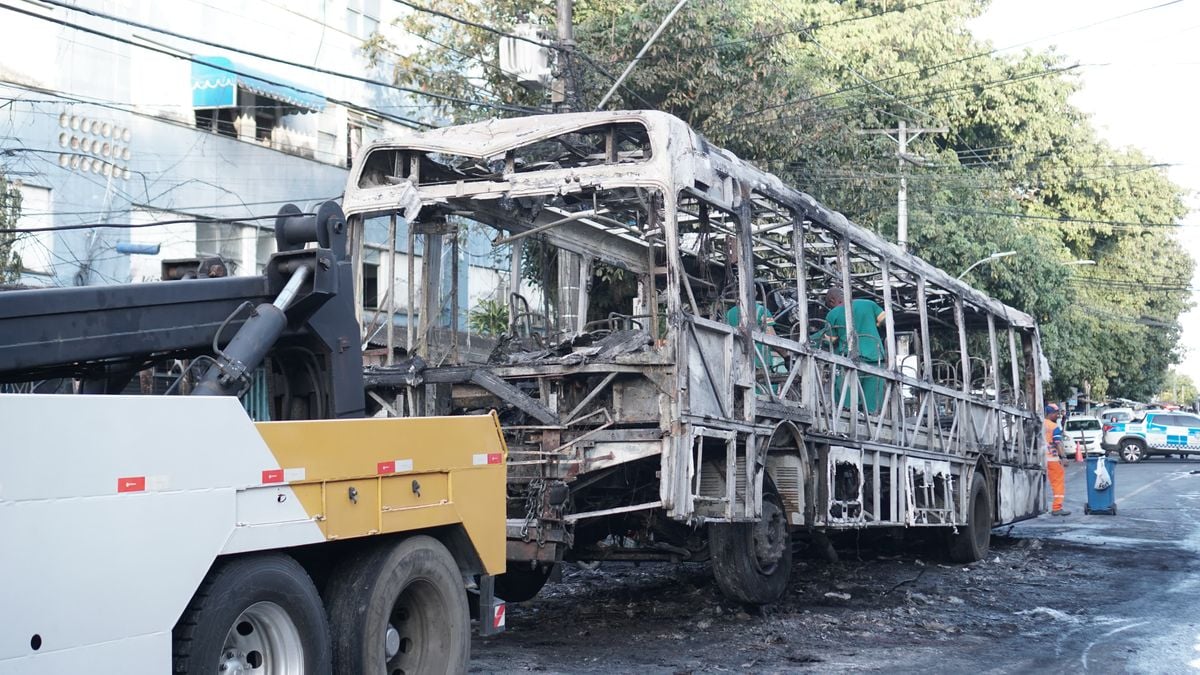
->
[31, 0, 542, 118]
[616, 0, 954, 66]
[389, 0, 656, 109]
[718, 0, 1182, 129]
[0, 212, 308, 234]
[925, 206, 1183, 229]
[0, 1, 461, 128]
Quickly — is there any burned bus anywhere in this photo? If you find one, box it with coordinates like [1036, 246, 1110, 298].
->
[342, 111, 1045, 604]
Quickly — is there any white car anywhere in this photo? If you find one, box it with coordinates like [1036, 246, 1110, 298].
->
[1101, 410, 1200, 462]
[1099, 407, 1135, 425]
[1063, 415, 1104, 456]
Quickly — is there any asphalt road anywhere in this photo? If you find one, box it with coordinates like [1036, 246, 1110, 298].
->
[472, 457, 1200, 674]
[1002, 457, 1200, 673]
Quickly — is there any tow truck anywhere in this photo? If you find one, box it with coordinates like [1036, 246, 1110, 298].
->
[0, 203, 506, 674]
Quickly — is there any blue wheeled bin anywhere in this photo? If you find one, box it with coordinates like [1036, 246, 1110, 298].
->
[1084, 456, 1117, 515]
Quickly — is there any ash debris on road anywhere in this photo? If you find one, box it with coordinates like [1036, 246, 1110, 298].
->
[472, 534, 1139, 673]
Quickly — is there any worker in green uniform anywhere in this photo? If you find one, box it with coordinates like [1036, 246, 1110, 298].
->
[818, 288, 886, 413]
[726, 302, 786, 377]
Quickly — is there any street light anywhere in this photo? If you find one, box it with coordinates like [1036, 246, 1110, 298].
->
[1063, 259, 1096, 267]
[957, 251, 1017, 279]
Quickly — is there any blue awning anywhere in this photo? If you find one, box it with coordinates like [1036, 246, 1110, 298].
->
[191, 56, 325, 113]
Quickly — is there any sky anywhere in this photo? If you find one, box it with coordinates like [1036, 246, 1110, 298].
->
[970, 0, 1200, 387]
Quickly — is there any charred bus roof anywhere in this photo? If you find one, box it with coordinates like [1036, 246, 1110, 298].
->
[342, 110, 1036, 330]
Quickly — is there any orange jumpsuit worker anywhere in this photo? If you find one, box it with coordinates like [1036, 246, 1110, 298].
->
[1044, 403, 1070, 516]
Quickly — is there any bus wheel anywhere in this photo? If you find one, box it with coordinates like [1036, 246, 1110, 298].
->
[709, 480, 792, 605]
[326, 535, 469, 674]
[948, 471, 992, 563]
[173, 554, 330, 674]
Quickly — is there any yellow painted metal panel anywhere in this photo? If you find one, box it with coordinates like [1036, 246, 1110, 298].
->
[253, 414, 507, 573]
[382, 472, 448, 510]
[322, 479, 381, 539]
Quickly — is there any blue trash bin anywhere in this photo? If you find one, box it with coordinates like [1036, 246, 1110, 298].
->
[1084, 456, 1117, 515]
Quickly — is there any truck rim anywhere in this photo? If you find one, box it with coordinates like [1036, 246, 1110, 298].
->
[218, 601, 304, 675]
[386, 577, 450, 674]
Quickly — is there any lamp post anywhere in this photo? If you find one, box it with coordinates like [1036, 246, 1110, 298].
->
[957, 251, 1017, 280]
[1063, 259, 1096, 267]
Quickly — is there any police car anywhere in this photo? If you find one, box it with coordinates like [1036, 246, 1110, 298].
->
[1101, 410, 1200, 462]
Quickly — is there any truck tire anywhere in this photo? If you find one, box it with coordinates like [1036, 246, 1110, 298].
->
[172, 553, 331, 674]
[493, 565, 552, 602]
[948, 471, 991, 563]
[325, 535, 469, 675]
[709, 480, 792, 605]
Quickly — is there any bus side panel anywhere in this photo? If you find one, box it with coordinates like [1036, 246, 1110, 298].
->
[998, 465, 1043, 522]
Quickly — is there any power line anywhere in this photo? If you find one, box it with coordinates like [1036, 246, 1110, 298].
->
[724, 63, 1083, 134]
[0, 212, 305, 234]
[717, 0, 1182, 130]
[0, 1, 519, 126]
[12, 195, 339, 219]
[618, 0, 954, 66]
[34, 0, 541, 117]
[926, 206, 1183, 229]
[390, 0, 655, 110]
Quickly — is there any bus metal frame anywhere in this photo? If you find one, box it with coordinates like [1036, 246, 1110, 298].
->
[343, 110, 1045, 570]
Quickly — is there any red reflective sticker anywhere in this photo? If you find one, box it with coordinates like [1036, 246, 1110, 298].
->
[262, 469, 284, 484]
[117, 476, 145, 493]
[377, 461, 396, 475]
[488, 453, 502, 465]
[493, 603, 506, 628]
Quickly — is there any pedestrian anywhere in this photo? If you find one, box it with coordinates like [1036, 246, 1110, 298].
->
[1044, 403, 1070, 516]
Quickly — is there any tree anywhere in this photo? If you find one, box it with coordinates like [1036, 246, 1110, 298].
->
[0, 173, 21, 283]
[1157, 370, 1198, 407]
[385, 0, 1193, 400]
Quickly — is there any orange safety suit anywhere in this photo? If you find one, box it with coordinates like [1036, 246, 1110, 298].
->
[1044, 418, 1066, 512]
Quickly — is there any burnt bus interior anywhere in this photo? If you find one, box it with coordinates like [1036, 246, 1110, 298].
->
[355, 117, 1042, 567]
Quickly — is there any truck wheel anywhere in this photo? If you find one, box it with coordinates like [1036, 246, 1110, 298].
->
[325, 535, 469, 675]
[948, 471, 991, 563]
[172, 554, 330, 674]
[1119, 439, 1146, 463]
[709, 480, 792, 605]
[493, 565, 552, 602]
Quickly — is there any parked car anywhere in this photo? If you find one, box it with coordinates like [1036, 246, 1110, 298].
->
[1063, 415, 1104, 456]
[1101, 411, 1200, 462]
[1099, 407, 1135, 425]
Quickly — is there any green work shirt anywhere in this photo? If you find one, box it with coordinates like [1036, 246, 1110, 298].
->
[826, 298, 885, 362]
[725, 302, 774, 330]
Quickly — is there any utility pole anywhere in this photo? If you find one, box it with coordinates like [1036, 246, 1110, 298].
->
[857, 121, 947, 251]
[552, 0, 575, 111]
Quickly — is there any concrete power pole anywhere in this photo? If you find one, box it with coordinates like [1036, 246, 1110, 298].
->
[857, 121, 947, 251]
[552, 0, 575, 111]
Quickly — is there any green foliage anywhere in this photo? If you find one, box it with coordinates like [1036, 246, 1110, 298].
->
[1157, 370, 1198, 406]
[468, 297, 510, 337]
[392, 0, 1194, 401]
[0, 174, 21, 283]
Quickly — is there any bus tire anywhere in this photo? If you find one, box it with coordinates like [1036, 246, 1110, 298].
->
[325, 535, 469, 675]
[709, 479, 792, 605]
[172, 553, 331, 674]
[948, 471, 991, 563]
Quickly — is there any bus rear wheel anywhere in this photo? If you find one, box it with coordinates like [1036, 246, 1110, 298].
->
[948, 471, 992, 563]
[709, 480, 792, 605]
